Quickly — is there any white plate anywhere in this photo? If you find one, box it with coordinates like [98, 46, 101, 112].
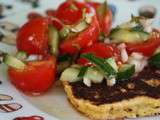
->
[0, 0, 160, 120]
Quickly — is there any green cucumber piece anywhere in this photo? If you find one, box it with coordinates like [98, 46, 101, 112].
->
[16, 51, 27, 60]
[105, 58, 118, 72]
[48, 26, 59, 56]
[110, 29, 150, 43]
[81, 54, 117, 79]
[117, 64, 135, 81]
[84, 67, 104, 83]
[59, 27, 70, 39]
[3, 54, 26, 69]
[70, 21, 88, 33]
[149, 53, 160, 68]
[60, 67, 80, 82]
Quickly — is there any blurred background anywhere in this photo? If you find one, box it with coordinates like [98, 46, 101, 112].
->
[0, 0, 159, 27]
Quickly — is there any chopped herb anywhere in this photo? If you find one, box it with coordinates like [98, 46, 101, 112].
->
[149, 53, 160, 68]
[58, 54, 71, 62]
[81, 53, 117, 78]
[130, 25, 149, 34]
[130, 25, 144, 31]
[117, 64, 135, 81]
[70, 4, 78, 11]
[78, 66, 88, 78]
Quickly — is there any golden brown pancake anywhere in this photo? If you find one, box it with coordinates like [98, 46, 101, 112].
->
[62, 65, 160, 120]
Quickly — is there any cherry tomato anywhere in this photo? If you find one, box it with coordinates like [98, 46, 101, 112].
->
[126, 32, 160, 56]
[60, 15, 100, 55]
[55, 1, 90, 25]
[17, 18, 49, 55]
[8, 56, 56, 94]
[78, 42, 121, 66]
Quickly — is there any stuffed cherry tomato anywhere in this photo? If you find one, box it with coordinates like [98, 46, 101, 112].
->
[17, 18, 49, 55]
[8, 55, 56, 94]
[78, 42, 121, 66]
[60, 15, 100, 55]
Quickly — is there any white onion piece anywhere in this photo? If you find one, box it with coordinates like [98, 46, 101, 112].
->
[83, 77, 91, 87]
[107, 77, 116, 86]
[118, 43, 128, 63]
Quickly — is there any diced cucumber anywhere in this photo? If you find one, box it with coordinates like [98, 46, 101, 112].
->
[60, 67, 80, 82]
[70, 21, 88, 33]
[149, 53, 160, 68]
[110, 29, 150, 43]
[84, 67, 104, 83]
[71, 64, 81, 69]
[117, 64, 135, 81]
[59, 27, 70, 39]
[105, 58, 118, 72]
[15, 51, 27, 60]
[3, 54, 26, 69]
[48, 26, 59, 56]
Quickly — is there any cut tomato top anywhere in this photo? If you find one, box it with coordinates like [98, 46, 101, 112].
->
[55, 1, 91, 25]
[60, 15, 100, 55]
[17, 18, 49, 55]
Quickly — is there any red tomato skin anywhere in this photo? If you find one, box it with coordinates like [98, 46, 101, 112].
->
[8, 56, 56, 94]
[126, 36, 160, 57]
[17, 18, 49, 55]
[60, 15, 100, 55]
[87, 2, 112, 36]
[99, 9, 112, 36]
[78, 43, 121, 66]
[55, 1, 90, 25]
